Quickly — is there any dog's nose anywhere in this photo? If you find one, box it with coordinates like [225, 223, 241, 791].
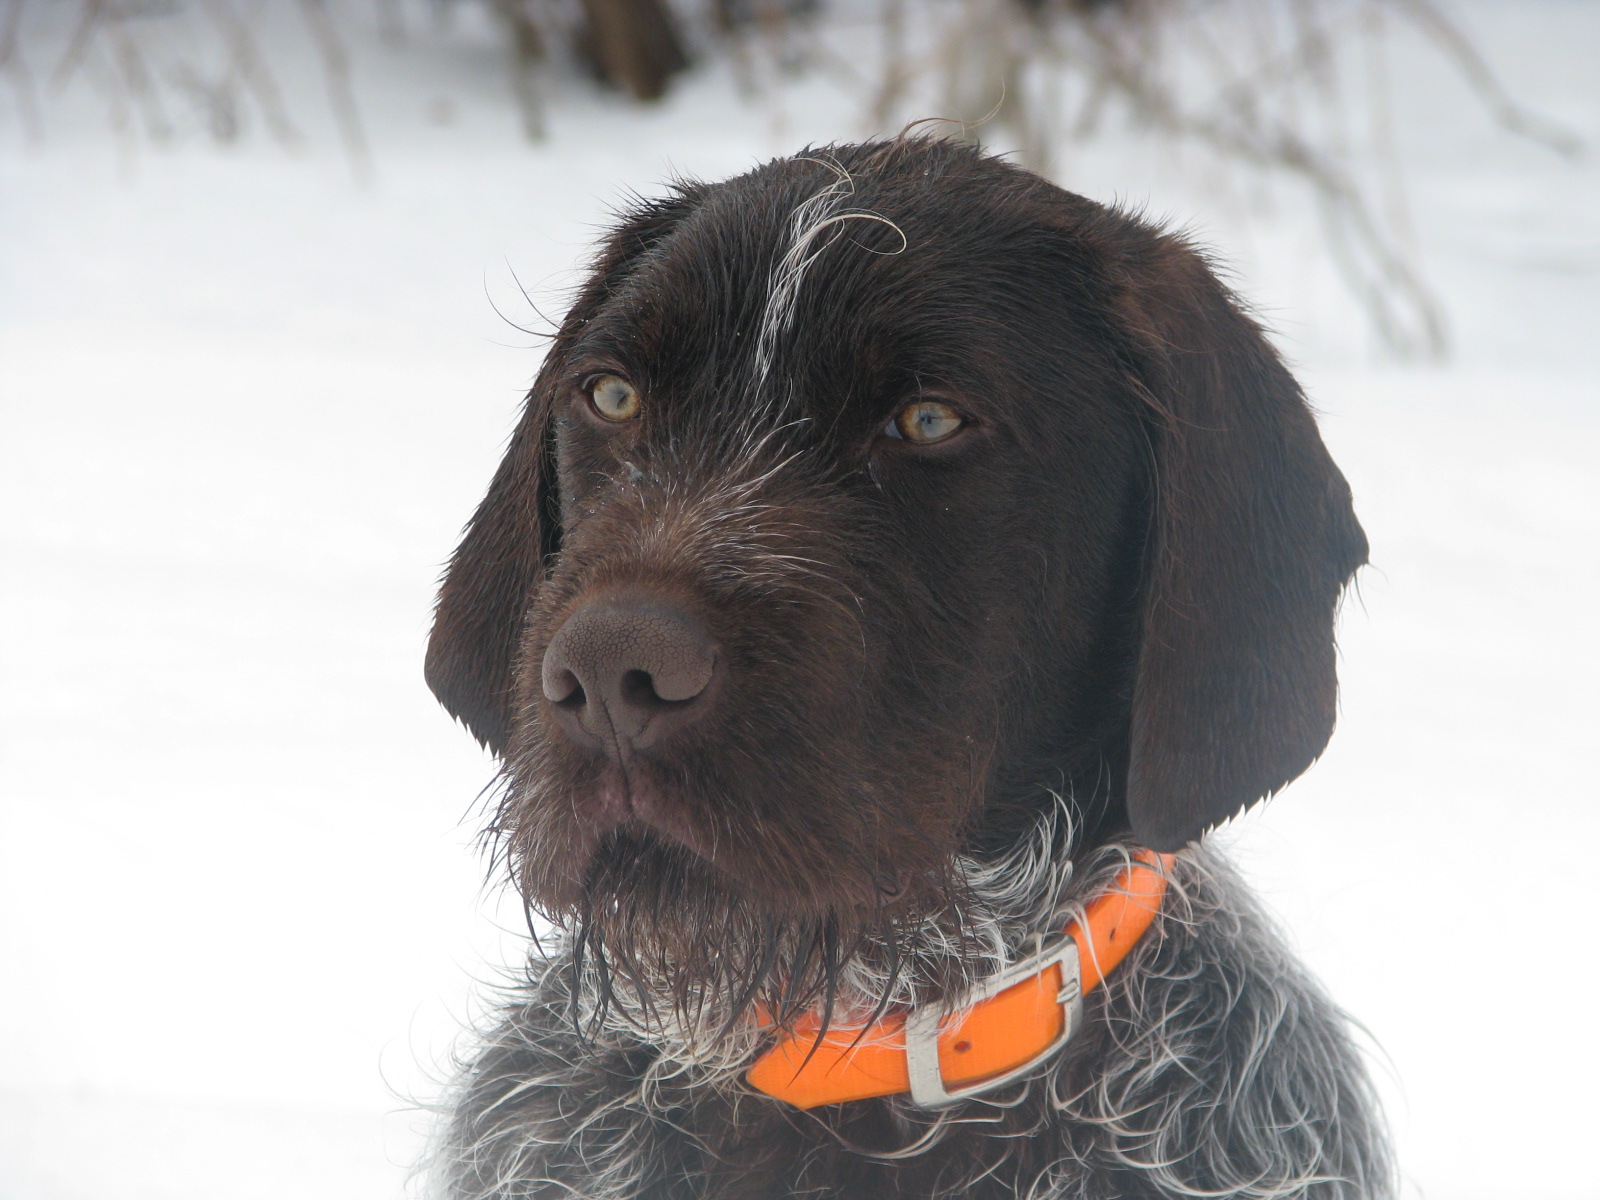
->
[541, 600, 717, 751]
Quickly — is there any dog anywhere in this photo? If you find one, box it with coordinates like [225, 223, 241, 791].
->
[424, 138, 1393, 1199]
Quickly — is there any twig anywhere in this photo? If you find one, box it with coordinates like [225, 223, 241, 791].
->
[487, 0, 545, 142]
[296, 0, 372, 180]
[1388, 0, 1583, 158]
[0, 0, 43, 143]
[50, 0, 103, 90]
[200, 0, 301, 149]
[107, 14, 171, 143]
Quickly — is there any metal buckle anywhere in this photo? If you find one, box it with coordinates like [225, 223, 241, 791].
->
[903, 935, 1084, 1110]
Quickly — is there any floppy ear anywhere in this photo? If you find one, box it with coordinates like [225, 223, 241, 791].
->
[1115, 233, 1368, 851]
[425, 190, 703, 754]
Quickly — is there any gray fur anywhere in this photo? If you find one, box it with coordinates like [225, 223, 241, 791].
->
[752, 156, 907, 394]
[430, 811, 1394, 1199]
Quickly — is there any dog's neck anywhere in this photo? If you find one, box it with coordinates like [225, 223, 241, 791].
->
[747, 846, 1171, 1109]
[553, 794, 1145, 1078]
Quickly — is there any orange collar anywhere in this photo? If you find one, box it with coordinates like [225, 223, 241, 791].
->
[746, 849, 1174, 1109]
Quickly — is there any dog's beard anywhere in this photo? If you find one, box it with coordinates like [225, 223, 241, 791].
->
[491, 692, 996, 1047]
[487, 770, 1086, 1061]
[505, 816, 960, 1054]
[574, 829, 894, 1049]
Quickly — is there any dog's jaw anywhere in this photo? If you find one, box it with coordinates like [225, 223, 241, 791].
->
[593, 768, 720, 862]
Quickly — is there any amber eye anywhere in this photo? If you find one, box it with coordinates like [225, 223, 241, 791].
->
[588, 374, 641, 422]
[886, 400, 964, 445]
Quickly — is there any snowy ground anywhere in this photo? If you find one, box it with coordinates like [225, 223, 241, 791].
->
[1, 2, 1596, 1197]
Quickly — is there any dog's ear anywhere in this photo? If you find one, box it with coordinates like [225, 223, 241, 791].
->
[425, 190, 703, 754]
[1114, 232, 1367, 851]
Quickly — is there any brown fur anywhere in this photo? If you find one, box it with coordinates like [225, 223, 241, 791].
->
[424, 139, 1380, 1199]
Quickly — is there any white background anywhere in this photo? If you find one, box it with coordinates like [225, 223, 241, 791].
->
[2, 2, 1596, 1197]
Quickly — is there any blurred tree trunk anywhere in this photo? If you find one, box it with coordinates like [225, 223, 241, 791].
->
[580, 0, 689, 102]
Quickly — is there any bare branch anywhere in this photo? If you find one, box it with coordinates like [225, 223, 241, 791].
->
[0, 0, 44, 143]
[200, 0, 301, 149]
[487, 0, 546, 141]
[50, 0, 103, 91]
[296, 0, 371, 180]
[1388, 0, 1582, 158]
[106, 11, 171, 143]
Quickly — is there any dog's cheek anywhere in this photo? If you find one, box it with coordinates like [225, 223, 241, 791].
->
[501, 724, 611, 912]
[663, 604, 979, 912]
[700, 656, 992, 913]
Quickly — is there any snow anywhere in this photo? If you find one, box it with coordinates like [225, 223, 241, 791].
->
[1, 1, 1596, 1196]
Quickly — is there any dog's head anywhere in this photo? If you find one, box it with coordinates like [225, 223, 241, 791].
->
[426, 140, 1365, 1020]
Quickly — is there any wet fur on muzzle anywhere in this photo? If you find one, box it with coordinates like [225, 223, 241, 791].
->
[424, 138, 1393, 1199]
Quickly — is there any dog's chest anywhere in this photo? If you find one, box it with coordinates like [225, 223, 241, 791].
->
[438, 858, 1390, 1200]
[447, 1011, 1089, 1200]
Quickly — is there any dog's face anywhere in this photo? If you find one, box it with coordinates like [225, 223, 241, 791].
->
[427, 141, 1365, 1018]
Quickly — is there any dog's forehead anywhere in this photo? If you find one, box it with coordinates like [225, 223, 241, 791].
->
[576, 151, 1078, 428]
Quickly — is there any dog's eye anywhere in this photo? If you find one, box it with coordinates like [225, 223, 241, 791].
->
[588, 375, 641, 422]
[886, 400, 964, 445]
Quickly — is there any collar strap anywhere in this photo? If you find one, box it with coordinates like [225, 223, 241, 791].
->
[746, 849, 1175, 1110]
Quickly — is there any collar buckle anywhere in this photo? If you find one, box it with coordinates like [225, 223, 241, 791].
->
[902, 934, 1084, 1109]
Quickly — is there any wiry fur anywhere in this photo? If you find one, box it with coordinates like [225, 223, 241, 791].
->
[754, 155, 908, 391]
[424, 138, 1389, 1198]
[436, 829, 1391, 1199]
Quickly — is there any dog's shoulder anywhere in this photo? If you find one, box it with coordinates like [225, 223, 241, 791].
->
[438, 955, 793, 1200]
[1056, 851, 1393, 1199]
[438, 966, 647, 1197]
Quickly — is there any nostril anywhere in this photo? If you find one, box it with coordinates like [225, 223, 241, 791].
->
[621, 669, 659, 709]
[545, 667, 584, 706]
[618, 667, 705, 710]
[644, 649, 715, 704]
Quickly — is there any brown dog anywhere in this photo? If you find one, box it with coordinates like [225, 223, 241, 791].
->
[425, 138, 1391, 1199]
